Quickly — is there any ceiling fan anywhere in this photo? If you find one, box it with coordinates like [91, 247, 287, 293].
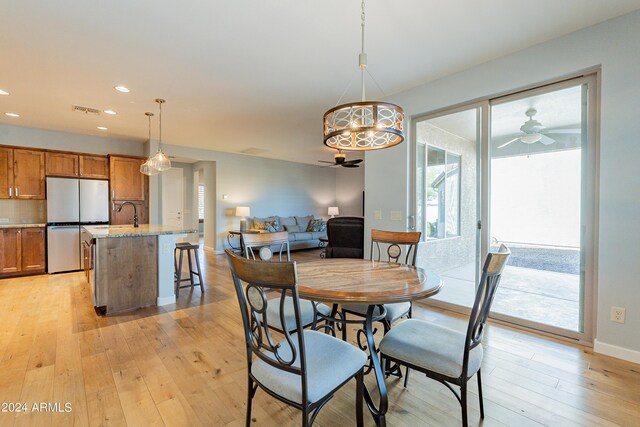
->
[318, 150, 363, 168]
[498, 108, 581, 149]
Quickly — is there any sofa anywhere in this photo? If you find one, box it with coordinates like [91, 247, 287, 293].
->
[246, 215, 327, 250]
[325, 216, 364, 258]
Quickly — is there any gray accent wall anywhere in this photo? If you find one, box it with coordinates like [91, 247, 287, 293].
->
[365, 10, 640, 357]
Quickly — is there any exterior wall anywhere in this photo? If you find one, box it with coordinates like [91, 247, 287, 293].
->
[416, 123, 477, 273]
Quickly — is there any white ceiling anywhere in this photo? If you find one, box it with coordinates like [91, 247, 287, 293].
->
[0, 1, 638, 164]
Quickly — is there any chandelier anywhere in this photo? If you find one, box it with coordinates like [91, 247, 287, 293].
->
[148, 98, 171, 171]
[140, 112, 159, 176]
[323, 0, 404, 151]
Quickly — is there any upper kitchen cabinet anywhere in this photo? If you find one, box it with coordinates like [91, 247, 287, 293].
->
[109, 156, 147, 201]
[46, 152, 79, 177]
[79, 155, 109, 179]
[13, 149, 45, 199]
[0, 147, 13, 199]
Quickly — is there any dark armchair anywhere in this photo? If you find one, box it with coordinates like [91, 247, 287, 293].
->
[324, 216, 364, 259]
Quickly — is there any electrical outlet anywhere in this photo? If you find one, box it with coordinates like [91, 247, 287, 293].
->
[374, 210, 382, 220]
[611, 306, 625, 324]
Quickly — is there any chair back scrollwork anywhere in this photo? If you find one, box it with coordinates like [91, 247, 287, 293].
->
[370, 229, 422, 266]
[226, 249, 307, 376]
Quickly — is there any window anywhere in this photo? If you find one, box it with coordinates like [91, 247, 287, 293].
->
[198, 184, 205, 221]
[426, 147, 460, 239]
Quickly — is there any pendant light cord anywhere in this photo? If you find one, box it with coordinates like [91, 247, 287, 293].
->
[158, 101, 163, 150]
[360, 0, 366, 102]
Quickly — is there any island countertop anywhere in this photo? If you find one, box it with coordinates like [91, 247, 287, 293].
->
[83, 224, 198, 239]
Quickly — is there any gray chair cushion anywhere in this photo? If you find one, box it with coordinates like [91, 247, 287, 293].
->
[251, 330, 367, 404]
[342, 302, 411, 323]
[265, 296, 331, 332]
[379, 319, 483, 379]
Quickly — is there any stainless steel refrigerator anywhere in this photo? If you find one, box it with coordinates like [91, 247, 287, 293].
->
[47, 177, 109, 273]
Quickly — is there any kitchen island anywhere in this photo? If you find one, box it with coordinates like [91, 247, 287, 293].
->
[82, 224, 198, 315]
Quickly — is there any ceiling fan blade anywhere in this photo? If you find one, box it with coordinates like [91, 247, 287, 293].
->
[318, 160, 335, 164]
[543, 128, 581, 134]
[341, 163, 360, 168]
[497, 137, 519, 149]
[342, 159, 363, 166]
[539, 135, 556, 145]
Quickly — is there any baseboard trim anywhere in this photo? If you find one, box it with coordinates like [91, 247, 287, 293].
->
[157, 295, 176, 306]
[594, 339, 640, 364]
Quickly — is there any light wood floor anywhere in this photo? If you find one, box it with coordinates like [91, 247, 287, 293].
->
[0, 248, 639, 427]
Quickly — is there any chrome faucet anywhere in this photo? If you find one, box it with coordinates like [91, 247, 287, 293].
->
[114, 201, 139, 228]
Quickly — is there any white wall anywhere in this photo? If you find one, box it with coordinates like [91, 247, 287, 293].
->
[335, 165, 364, 216]
[365, 10, 640, 359]
[0, 123, 143, 156]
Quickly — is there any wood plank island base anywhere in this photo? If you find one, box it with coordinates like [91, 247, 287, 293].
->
[82, 225, 197, 315]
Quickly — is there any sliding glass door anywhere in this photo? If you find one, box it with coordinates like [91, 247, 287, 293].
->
[411, 75, 597, 342]
[413, 106, 482, 308]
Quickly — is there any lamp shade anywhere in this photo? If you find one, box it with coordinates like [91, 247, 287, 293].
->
[328, 207, 339, 217]
[235, 206, 250, 217]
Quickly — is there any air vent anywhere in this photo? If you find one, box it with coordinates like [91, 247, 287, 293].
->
[239, 147, 268, 155]
[72, 105, 101, 115]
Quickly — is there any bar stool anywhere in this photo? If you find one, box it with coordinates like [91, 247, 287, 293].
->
[174, 242, 204, 296]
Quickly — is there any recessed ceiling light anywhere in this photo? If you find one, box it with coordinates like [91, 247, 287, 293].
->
[97, 126, 108, 130]
[0, 89, 9, 96]
[114, 85, 130, 93]
[4, 112, 19, 117]
[103, 109, 117, 115]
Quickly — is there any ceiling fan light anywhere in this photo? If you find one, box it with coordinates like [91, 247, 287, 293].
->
[521, 133, 543, 144]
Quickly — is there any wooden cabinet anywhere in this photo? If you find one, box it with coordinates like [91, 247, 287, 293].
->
[0, 227, 46, 276]
[0, 147, 13, 199]
[0, 229, 21, 273]
[110, 201, 148, 226]
[13, 149, 45, 199]
[110, 156, 146, 201]
[21, 228, 46, 273]
[45, 152, 79, 177]
[79, 155, 109, 179]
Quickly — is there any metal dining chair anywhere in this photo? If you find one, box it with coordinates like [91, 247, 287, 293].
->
[242, 232, 331, 333]
[341, 229, 422, 338]
[379, 245, 511, 427]
[226, 249, 367, 427]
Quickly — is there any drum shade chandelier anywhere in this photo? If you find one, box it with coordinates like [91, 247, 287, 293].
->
[323, 0, 404, 151]
[148, 98, 171, 171]
[140, 112, 159, 176]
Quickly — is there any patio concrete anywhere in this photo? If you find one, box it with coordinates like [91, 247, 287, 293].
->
[432, 262, 580, 331]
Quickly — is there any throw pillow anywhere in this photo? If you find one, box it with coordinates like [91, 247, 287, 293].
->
[253, 216, 278, 231]
[295, 215, 314, 231]
[265, 221, 279, 233]
[306, 219, 327, 232]
[284, 224, 301, 232]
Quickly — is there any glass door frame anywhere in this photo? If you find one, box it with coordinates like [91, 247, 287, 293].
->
[410, 100, 489, 309]
[410, 74, 599, 344]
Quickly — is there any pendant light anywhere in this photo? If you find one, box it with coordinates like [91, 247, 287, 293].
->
[149, 98, 171, 171]
[140, 112, 159, 176]
[323, 0, 404, 151]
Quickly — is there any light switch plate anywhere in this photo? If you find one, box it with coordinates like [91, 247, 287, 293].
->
[374, 210, 382, 220]
[390, 211, 402, 221]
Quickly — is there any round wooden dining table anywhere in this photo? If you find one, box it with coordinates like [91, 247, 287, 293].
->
[296, 258, 443, 427]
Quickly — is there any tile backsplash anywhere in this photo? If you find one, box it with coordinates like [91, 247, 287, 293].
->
[0, 200, 46, 224]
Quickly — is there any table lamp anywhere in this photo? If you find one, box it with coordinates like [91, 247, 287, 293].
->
[328, 206, 339, 218]
[236, 206, 250, 231]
